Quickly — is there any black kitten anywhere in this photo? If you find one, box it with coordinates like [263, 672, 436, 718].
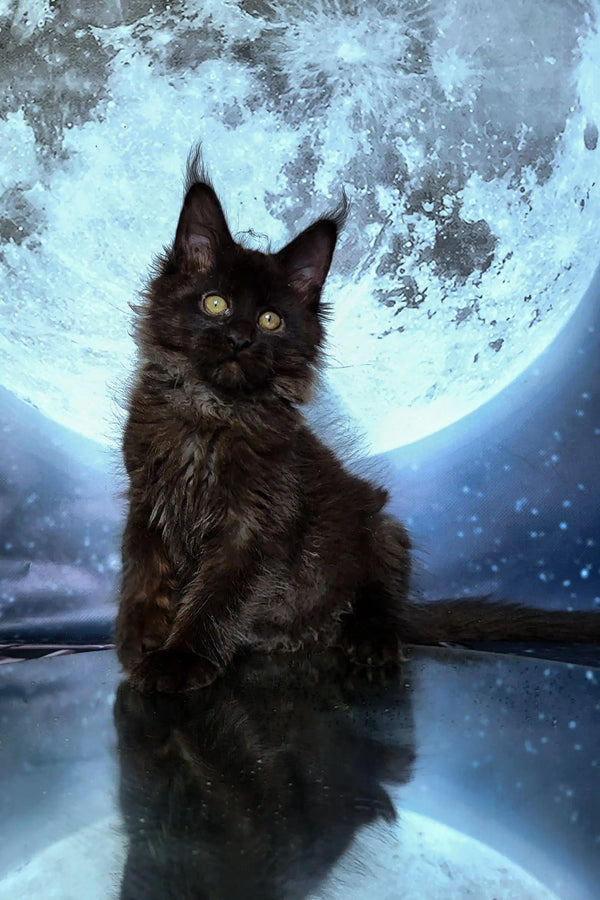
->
[115, 148, 600, 692]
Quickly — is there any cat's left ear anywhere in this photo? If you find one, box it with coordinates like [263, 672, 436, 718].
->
[277, 219, 339, 306]
[173, 182, 233, 273]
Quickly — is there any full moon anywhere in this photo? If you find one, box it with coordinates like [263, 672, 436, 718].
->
[1, 1, 599, 453]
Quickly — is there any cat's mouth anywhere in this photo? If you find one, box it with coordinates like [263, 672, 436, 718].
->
[221, 358, 243, 374]
[209, 356, 261, 395]
[196, 346, 274, 396]
[214, 358, 245, 383]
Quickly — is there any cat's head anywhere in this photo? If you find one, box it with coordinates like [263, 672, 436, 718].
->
[139, 153, 345, 405]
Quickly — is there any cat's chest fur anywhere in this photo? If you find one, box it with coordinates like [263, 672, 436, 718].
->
[145, 401, 301, 562]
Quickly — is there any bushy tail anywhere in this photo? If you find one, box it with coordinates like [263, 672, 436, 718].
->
[399, 598, 600, 646]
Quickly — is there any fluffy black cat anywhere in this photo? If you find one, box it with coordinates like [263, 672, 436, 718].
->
[115, 149, 600, 692]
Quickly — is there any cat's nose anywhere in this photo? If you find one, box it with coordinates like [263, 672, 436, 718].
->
[228, 331, 253, 353]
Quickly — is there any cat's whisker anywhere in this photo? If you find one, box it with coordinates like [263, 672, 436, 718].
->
[327, 363, 375, 370]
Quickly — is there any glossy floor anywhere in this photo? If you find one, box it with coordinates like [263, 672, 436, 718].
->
[0, 646, 598, 898]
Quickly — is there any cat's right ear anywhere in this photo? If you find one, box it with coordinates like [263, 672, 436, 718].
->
[173, 183, 233, 273]
[277, 220, 339, 306]
[277, 195, 347, 306]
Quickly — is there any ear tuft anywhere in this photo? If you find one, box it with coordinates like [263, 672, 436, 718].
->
[277, 210, 343, 304]
[173, 177, 232, 274]
[183, 142, 211, 194]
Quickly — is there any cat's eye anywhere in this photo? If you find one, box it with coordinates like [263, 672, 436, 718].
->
[258, 310, 283, 331]
[202, 293, 230, 316]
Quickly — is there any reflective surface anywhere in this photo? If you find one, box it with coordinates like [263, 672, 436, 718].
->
[1, 647, 598, 898]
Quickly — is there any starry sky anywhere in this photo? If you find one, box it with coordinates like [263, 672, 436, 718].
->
[386, 266, 600, 614]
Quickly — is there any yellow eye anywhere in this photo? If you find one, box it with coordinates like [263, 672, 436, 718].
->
[202, 294, 230, 316]
[258, 310, 282, 331]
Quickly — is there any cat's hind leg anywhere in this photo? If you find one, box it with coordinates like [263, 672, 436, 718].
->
[340, 514, 411, 667]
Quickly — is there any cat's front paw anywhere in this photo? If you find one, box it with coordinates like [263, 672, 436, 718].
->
[115, 601, 173, 670]
[129, 650, 222, 693]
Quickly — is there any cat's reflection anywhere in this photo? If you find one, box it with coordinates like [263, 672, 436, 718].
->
[114, 651, 415, 900]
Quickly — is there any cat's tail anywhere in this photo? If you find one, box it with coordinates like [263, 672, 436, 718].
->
[398, 597, 600, 646]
